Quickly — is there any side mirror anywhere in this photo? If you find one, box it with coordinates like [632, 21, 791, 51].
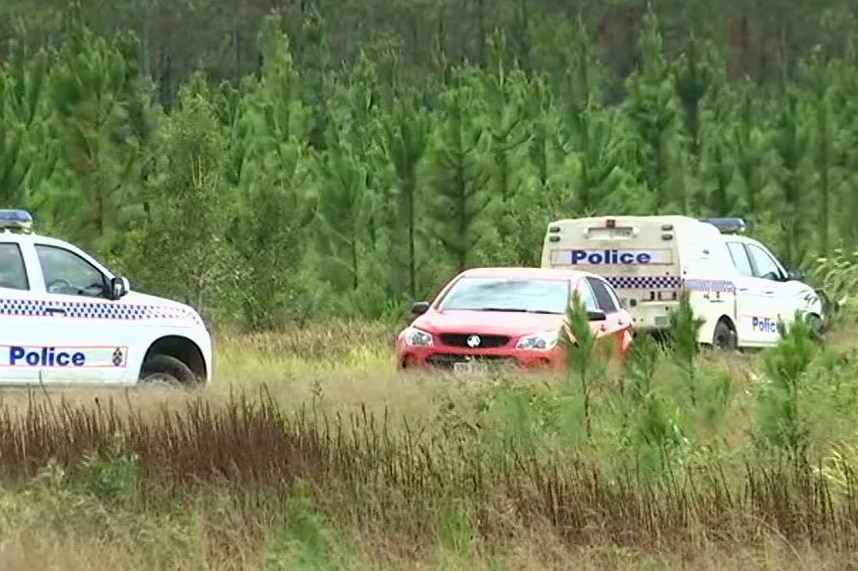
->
[587, 310, 607, 321]
[787, 268, 806, 281]
[410, 301, 430, 315]
[110, 276, 130, 300]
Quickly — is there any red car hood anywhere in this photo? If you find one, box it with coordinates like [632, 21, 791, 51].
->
[413, 309, 565, 336]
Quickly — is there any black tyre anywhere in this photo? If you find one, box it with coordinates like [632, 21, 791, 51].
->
[712, 319, 737, 351]
[806, 313, 825, 343]
[138, 354, 198, 387]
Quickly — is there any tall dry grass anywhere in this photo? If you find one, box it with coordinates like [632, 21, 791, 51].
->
[0, 317, 855, 569]
[2, 389, 858, 552]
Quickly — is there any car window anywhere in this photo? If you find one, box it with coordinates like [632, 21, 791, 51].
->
[437, 277, 573, 314]
[746, 244, 783, 281]
[35, 244, 107, 298]
[0, 243, 28, 290]
[572, 280, 599, 312]
[726, 242, 753, 277]
[585, 277, 619, 312]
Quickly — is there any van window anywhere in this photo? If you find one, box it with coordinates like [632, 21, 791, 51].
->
[0, 244, 28, 290]
[746, 244, 784, 281]
[726, 242, 753, 277]
[586, 277, 619, 313]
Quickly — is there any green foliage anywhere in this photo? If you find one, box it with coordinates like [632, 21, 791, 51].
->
[563, 289, 603, 440]
[434, 498, 479, 561]
[668, 290, 707, 405]
[755, 313, 817, 463]
[423, 72, 493, 272]
[74, 448, 140, 509]
[432, 302, 829, 485]
[266, 479, 348, 570]
[5, 10, 858, 327]
[125, 77, 233, 311]
[811, 248, 858, 321]
[624, 9, 685, 212]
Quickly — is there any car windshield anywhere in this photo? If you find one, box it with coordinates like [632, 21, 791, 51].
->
[436, 277, 572, 314]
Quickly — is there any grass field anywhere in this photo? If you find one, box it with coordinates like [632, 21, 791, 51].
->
[1, 316, 858, 570]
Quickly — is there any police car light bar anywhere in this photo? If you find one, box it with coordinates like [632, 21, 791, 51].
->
[0, 209, 34, 234]
[699, 217, 746, 234]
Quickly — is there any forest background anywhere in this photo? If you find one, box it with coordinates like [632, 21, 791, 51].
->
[0, 0, 856, 330]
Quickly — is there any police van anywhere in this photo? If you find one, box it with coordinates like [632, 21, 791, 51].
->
[0, 210, 212, 387]
[540, 215, 825, 350]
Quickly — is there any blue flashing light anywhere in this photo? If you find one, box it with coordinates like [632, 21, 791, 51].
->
[699, 217, 746, 235]
[0, 210, 34, 234]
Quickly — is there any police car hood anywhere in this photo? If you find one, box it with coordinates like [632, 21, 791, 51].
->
[122, 291, 202, 320]
[414, 309, 565, 335]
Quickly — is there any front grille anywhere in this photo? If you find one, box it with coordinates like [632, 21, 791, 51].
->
[439, 333, 511, 349]
[427, 353, 517, 370]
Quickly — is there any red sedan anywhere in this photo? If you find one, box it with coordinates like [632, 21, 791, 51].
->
[396, 267, 634, 373]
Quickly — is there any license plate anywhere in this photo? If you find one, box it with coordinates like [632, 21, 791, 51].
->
[453, 361, 488, 375]
[654, 316, 669, 327]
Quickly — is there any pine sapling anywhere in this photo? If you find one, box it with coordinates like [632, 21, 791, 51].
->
[563, 290, 600, 440]
[756, 311, 817, 466]
[668, 289, 706, 406]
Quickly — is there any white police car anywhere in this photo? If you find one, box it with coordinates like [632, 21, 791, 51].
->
[0, 210, 212, 386]
[540, 215, 826, 350]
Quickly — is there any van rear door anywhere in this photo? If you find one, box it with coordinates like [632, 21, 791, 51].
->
[541, 216, 683, 328]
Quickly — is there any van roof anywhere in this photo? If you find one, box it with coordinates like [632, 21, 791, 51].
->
[547, 215, 705, 226]
[458, 266, 606, 281]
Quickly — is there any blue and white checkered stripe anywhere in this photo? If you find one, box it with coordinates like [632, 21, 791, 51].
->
[0, 298, 203, 325]
[606, 276, 682, 289]
[682, 279, 736, 293]
[605, 276, 736, 293]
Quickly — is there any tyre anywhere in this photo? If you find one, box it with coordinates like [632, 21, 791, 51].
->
[806, 313, 825, 343]
[712, 319, 737, 351]
[138, 354, 198, 387]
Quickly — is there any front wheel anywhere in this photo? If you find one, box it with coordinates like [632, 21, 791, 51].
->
[712, 320, 738, 352]
[806, 313, 825, 343]
[138, 354, 198, 388]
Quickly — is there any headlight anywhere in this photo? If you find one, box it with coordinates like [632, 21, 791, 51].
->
[401, 327, 434, 347]
[515, 331, 559, 350]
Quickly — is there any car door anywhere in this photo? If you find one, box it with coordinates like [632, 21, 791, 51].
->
[725, 241, 782, 346]
[0, 241, 44, 384]
[582, 276, 633, 358]
[743, 241, 797, 336]
[29, 242, 136, 385]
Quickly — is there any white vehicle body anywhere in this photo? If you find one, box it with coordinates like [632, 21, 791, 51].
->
[0, 216, 212, 386]
[540, 215, 824, 349]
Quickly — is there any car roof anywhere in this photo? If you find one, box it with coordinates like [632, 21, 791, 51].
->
[723, 235, 761, 244]
[0, 232, 82, 249]
[457, 266, 605, 281]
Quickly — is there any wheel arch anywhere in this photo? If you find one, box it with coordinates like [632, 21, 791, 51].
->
[142, 335, 207, 383]
[698, 313, 737, 346]
[803, 311, 825, 341]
